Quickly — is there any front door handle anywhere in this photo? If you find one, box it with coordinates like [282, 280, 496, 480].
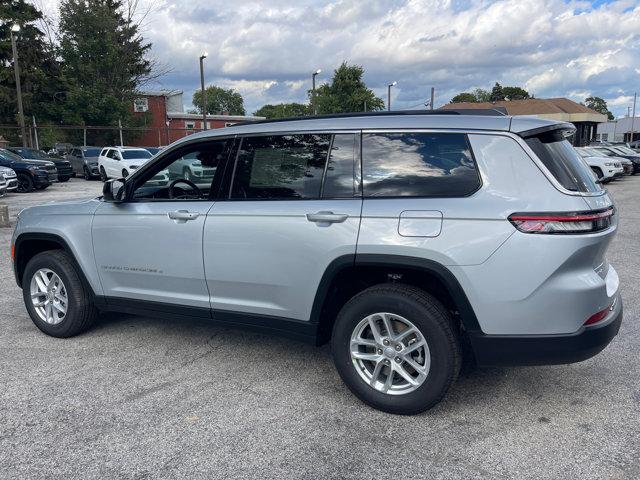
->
[306, 211, 349, 224]
[168, 210, 200, 223]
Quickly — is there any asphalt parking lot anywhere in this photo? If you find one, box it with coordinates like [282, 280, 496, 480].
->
[0, 177, 638, 479]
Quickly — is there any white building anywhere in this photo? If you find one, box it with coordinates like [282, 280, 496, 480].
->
[596, 117, 640, 143]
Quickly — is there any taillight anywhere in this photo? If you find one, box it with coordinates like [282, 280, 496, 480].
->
[508, 207, 614, 234]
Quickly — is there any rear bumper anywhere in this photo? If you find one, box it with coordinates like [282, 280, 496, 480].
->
[469, 295, 623, 366]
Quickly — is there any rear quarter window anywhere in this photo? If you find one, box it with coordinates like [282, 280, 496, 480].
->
[525, 131, 602, 193]
[362, 132, 481, 197]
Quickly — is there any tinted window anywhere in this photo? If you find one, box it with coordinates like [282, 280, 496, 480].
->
[322, 134, 356, 198]
[231, 134, 330, 199]
[83, 148, 101, 157]
[122, 150, 152, 160]
[105, 149, 116, 159]
[525, 132, 602, 193]
[362, 133, 480, 197]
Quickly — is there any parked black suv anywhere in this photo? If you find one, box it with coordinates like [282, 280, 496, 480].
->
[0, 148, 53, 192]
[8, 147, 73, 182]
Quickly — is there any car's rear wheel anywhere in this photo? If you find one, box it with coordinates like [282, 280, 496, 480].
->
[22, 250, 98, 338]
[16, 173, 34, 193]
[332, 284, 461, 415]
[99, 166, 108, 182]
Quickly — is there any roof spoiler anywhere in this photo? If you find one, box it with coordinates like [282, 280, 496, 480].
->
[233, 108, 508, 127]
[518, 122, 576, 139]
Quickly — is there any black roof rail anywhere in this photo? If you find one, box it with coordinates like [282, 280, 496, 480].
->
[233, 108, 508, 127]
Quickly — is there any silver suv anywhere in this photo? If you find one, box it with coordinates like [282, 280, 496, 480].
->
[11, 111, 623, 414]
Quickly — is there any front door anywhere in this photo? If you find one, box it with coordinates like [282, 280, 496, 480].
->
[204, 132, 362, 322]
[92, 138, 232, 311]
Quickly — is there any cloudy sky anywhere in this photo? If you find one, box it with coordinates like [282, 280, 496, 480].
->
[37, 0, 640, 117]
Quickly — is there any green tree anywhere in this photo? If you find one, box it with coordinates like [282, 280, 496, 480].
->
[58, 0, 152, 143]
[502, 86, 530, 100]
[473, 88, 492, 102]
[313, 62, 384, 114]
[192, 86, 245, 115]
[585, 96, 614, 120]
[0, 0, 63, 142]
[254, 102, 309, 119]
[450, 92, 478, 103]
[490, 82, 505, 101]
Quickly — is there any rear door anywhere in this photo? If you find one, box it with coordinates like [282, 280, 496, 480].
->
[203, 131, 362, 322]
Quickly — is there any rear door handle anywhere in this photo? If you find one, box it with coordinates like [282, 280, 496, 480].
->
[168, 210, 200, 223]
[306, 211, 349, 224]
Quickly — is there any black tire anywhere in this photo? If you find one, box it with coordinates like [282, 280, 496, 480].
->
[591, 167, 603, 180]
[83, 166, 91, 180]
[331, 284, 461, 415]
[16, 173, 34, 193]
[100, 166, 108, 182]
[22, 250, 98, 338]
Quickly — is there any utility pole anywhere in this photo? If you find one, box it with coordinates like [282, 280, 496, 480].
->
[10, 24, 26, 147]
[630, 92, 637, 143]
[32, 116, 39, 150]
[387, 81, 397, 111]
[312, 69, 321, 115]
[118, 119, 123, 146]
[430, 87, 435, 110]
[199, 52, 208, 130]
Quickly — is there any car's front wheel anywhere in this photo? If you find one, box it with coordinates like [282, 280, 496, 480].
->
[99, 166, 108, 182]
[83, 166, 92, 180]
[16, 173, 34, 193]
[22, 250, 98, 338]
[331, 284, 461, 415]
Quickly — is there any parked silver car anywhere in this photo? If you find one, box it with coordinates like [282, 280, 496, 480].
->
[0, 166, 18, 192]
[66, 146, 102, 180]
[11, 111, 622, 414]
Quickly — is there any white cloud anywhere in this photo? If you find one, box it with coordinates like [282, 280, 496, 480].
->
[34, 0, 640, 116]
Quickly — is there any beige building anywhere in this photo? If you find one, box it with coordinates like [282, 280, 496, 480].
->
[441, 98, 606, 146]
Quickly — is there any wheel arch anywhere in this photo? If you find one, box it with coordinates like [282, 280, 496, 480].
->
[311, 254, 482, 345]
[13, 233, 95, 297]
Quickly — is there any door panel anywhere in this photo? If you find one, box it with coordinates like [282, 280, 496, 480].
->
[92, 200, 213, 308]
[203, 199, 361, 320]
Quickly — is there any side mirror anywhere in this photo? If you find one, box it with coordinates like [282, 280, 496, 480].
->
[102, 178, 126, 203]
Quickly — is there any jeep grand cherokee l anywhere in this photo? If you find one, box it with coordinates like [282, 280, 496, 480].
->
[11, 111, 622, 414]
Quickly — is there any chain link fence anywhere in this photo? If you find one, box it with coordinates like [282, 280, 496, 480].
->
[0, 122, 202, 152]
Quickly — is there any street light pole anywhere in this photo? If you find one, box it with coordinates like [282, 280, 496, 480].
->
[387, 81, 397, 111]
[312, 69, 321, 115]
[10, 24, 26, 147]
[630, 92, 637, 143]
[199, 52, 208, 130]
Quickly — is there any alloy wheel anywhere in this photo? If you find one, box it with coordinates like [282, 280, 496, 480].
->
[29, 268, 68, 325]
[350, 312, 431, 395]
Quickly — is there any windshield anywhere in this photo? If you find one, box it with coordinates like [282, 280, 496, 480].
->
[612, 146, 638, 156]
[525, 131, 602, 193]
[593, 148, 615, 157]
[121, 150, 152, 160]
[83, 148, 101, 157]
[580, 147, 601, 157]
[0, 148, 24, 162]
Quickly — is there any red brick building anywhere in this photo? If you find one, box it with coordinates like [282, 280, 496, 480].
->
[130, 90, 264, 147]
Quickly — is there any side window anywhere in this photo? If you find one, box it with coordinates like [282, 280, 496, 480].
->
[106, 149, 115, 159]
[133, 139, 230, 201]
[322, 134, 356, 198]
[362, 132, 481, 197]
[230, 133, 331, 199]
